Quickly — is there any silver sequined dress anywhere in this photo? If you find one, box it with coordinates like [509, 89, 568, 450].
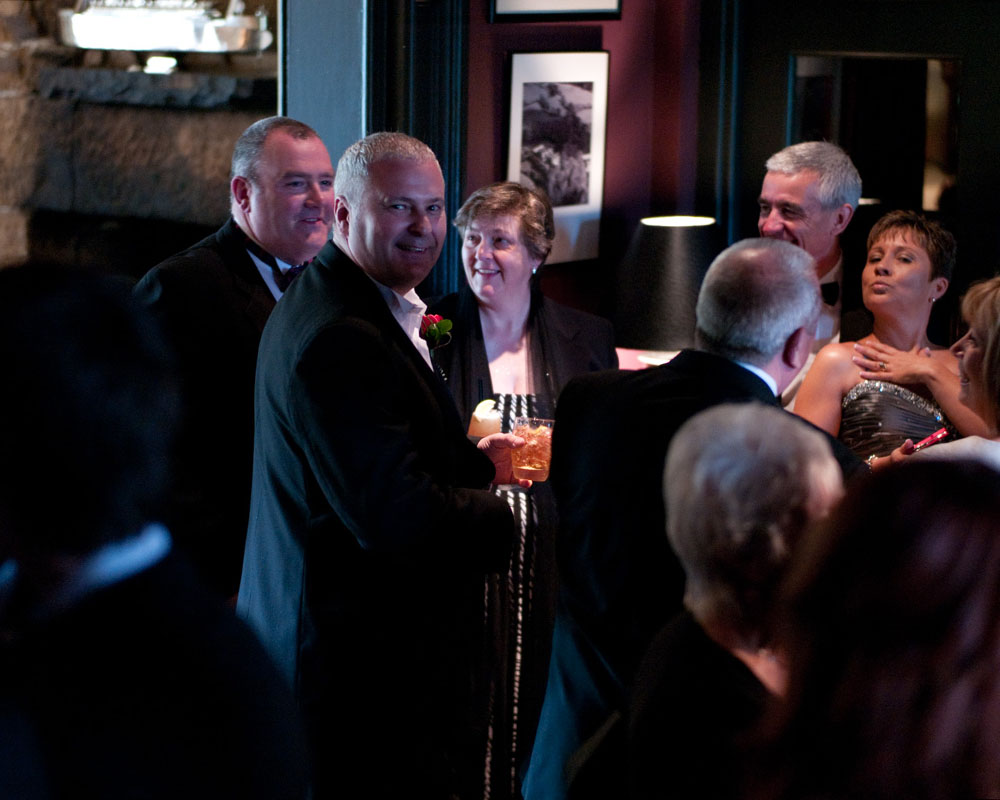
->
[839, 379, 955, 459]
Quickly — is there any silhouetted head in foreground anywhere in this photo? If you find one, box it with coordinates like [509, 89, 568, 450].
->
[0, 265, 178, 564]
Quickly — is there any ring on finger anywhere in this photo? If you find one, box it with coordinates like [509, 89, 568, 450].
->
[878, 361, 888, 371]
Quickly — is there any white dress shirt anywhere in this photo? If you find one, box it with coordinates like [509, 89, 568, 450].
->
[735, 360, 779, 397]
[370, 278, 434, 369]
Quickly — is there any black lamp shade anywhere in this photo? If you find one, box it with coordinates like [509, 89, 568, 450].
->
[613, 216, 723, 350]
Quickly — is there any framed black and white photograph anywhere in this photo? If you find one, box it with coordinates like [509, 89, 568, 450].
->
[506, 51, 609, 264]
[491, 0, 621, 22]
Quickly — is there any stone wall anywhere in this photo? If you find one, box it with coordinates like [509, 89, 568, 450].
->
[0, 0, 277, 274]
[0, 1, 46, 266]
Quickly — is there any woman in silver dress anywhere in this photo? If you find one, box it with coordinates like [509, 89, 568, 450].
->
[795, 210, 987, 461]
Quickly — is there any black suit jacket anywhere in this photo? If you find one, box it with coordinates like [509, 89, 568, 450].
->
[133, 218, 275, 597]
[627, 611, 769, 800]
[525, 350, 861, 800]
[237, 242, 514, 799]
[0, 550, 309, 799]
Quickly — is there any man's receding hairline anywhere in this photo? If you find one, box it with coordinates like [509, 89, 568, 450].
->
[767, 165, 822, 179]
[368, 153, 442, 173]
[762, 168, 825, 200]
[347, 156, 444, 205]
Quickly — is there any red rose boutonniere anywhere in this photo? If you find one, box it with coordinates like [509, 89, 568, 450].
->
[420, 314, 453, 350]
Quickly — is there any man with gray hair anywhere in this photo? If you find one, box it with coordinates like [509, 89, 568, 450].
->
[758, 141, 866, 405]
[238, 132, 519, 798]
[628, 403, 843, 799]
[524, 238, 861, 800]
[134, 115, 335, 598]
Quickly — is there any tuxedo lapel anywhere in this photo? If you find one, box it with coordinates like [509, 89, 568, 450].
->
[542, 299, 582, 349]
[236, 273, 275, 333]
[215, 218, 276, 332]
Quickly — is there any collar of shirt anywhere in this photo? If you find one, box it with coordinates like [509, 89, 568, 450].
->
[369, 277, 433, 369]
[247, 249, 296, 301]
[734, 360, 779, 397]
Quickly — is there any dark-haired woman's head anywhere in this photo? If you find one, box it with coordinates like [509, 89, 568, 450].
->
[866, 209, 956, 282]
[761, 460, 1000, 800]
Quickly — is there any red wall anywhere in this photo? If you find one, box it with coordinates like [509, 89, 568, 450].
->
[464, 0, 701, 315]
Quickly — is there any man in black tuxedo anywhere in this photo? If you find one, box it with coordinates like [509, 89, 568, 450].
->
[523, 238, 863, 800]
[134, 116, 334, 598]
[756, 141, 867, 406]
[0, 266, 309, 799]
[238, 132, 519, 799]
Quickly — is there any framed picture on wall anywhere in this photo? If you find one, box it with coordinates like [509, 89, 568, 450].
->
[506, 51, 609, 264]
[491, 0, 621, 22]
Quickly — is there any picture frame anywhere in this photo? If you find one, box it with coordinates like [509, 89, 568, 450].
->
[491, 0, 621, 22]
[506, 51, 609, 264]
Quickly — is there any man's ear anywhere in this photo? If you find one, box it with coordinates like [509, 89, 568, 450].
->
[783, 326, 813, 371]
[334, 196, 351, 237]
[830, 203, 854, 237]
[232, 177, 251, 212]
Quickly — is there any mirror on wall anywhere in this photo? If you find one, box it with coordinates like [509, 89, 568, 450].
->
[792, 55, 960, 214]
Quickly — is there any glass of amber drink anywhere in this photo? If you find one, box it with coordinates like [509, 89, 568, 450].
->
[511, 417, 554, 482]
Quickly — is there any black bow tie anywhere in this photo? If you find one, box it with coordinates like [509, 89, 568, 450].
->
[274, 263, 306, 292]
[242, 234, 309, 293]
[821, 281, 840, 306]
